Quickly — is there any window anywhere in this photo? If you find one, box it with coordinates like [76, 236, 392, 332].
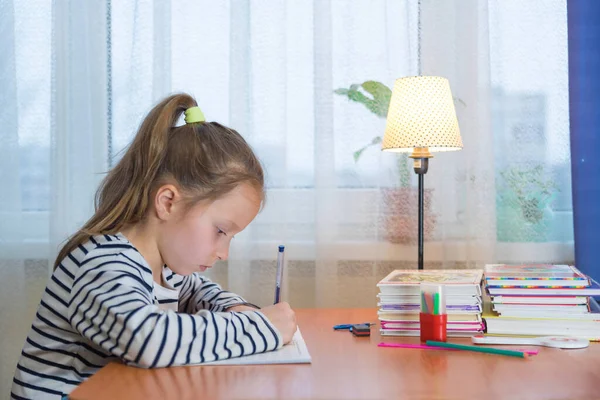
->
[7, 1, 571, 260]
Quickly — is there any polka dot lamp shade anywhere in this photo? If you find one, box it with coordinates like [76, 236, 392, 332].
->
[382, 76, 463, 153]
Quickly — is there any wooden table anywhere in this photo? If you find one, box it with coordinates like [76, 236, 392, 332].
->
[70, 308, 600, 400]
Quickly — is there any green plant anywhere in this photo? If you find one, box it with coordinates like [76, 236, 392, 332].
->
[498, 164, 559, 224]
[334, 81, 412, 187]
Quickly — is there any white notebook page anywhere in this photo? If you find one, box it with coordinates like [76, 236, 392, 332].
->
[206, 327, 312, 365]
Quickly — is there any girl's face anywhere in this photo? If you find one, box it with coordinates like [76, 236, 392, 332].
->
[157, 183, 262, 276]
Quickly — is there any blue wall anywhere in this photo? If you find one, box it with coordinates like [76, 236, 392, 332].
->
[567, 0, 600, 280]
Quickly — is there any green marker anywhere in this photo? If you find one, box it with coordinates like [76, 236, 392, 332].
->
[426, 341, 529, 359]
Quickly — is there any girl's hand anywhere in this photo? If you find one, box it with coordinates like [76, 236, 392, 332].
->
[259, 302, 297, 344]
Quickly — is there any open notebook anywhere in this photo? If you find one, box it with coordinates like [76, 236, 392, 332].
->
[206, 327, 312, 365]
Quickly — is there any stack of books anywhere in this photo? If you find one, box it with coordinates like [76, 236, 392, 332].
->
[376, 269, 485, 337]
[482, 264, 600, 340]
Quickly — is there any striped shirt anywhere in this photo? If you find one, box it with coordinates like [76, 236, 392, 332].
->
[11, 233, 281, 399]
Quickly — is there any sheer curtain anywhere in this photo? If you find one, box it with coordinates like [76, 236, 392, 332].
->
[0, 0, 108, 391]
[0, 0, 571, 394]
[107, 0, 422, 308]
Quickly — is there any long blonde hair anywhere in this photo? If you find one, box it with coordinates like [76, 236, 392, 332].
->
[53, 93, 264, 269]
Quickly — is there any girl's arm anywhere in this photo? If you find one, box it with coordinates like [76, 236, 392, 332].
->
[68, 255, 282, 368]
[177, 273, 259, 314]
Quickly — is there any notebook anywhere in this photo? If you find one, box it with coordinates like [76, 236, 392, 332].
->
[491, 295, 589, 305]
[482, 297, 600, 340]
[206, 327, 312, 365]
[377, 303, 482, 314]
[486, 277, 600, 296]
[484, 264, 590, 287]
[377, 294, 482, 305]
[380, 329, 482, 338]
[378, 311, 482, 322]
[377, 269, 483, 296]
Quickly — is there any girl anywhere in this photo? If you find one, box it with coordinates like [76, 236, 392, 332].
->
[11, 93, 297, 399]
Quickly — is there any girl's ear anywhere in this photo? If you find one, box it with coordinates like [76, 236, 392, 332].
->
[154, 184, 180, 221]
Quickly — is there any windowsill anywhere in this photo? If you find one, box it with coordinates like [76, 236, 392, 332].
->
[2, 188, 574, 263]
[0, 239, 574, 264]
[228, 240, 574, 263]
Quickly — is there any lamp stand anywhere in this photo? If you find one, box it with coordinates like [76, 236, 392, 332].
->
[409, 148, 433, 270]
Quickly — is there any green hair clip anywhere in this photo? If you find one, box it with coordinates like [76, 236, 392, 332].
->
[184, 106, 205, 124]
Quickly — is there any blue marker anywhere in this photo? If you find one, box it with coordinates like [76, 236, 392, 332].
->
[274, 245, 285, 304]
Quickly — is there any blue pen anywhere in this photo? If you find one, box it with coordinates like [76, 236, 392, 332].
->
[333, 323, 375, 330]
[274, 245, 285, 304]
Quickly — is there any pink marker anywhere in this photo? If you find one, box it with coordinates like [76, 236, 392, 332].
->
[378, 342, 539, 355]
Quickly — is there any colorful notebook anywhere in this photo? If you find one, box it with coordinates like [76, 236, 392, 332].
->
[484, 264, 590, 288]
[486, 278, 600, 296]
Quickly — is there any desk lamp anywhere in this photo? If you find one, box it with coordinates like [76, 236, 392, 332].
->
[381, 76, 463, 270]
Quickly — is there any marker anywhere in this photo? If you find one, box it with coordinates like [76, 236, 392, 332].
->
[426, 341, 529, 359]
[274, 245, 285, 304]
[378, 342, 538, 355]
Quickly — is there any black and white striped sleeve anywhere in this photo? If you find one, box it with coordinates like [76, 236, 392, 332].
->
[68, 255, 282, 368]
[178, 273, 254, 314]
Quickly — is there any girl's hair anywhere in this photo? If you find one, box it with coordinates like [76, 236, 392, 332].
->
[53, 93, 264, 270]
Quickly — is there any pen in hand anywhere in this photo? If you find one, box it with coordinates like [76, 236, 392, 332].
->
[274, 245, 285, 304]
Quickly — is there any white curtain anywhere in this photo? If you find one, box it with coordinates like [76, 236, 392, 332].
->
[0, 0, 571, 394]
[51, 0, 109, 257]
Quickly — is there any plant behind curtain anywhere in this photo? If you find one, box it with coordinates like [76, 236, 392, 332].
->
[0, 0, 571, 394]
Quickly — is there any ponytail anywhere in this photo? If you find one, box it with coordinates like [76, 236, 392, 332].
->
[53, 94, 197, 269]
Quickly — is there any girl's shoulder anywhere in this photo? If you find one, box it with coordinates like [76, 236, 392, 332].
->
[70, 233, 152, 277]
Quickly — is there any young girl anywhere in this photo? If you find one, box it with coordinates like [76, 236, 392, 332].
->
[11, 93, 297, 399]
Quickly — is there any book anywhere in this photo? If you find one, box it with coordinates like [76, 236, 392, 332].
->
[381, 323, 483, 331]
[380, 329, 482, 338]
[486, 278, 600, 296]
[493, 303, 589, 314]
[483, 318, 600, 340]
[377, 269, 483, 296]
[378, 311, 481, 322]
[376, 269, 484, 337]
[206, 328, 311, 365]
[482, 297, 600, 340]
[491, 311, 600, 320]
[378, 303, 482, 314]
[491, 295, 588, 305]
[484, 264, 590, 287]
[381, 321, 483, 329]
[378, 294, 481, 305]
[379, 315, 484, 333]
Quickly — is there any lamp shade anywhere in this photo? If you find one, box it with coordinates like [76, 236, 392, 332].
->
[382, 76, 463, 153]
